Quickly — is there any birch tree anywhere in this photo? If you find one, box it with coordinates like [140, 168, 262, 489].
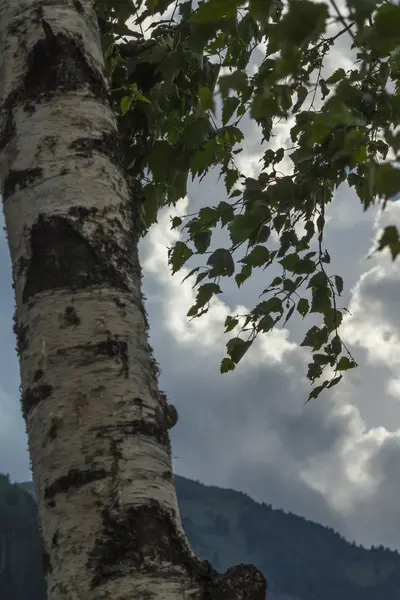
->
[1, 0, 400, 596]
[0, 1, 266, 599]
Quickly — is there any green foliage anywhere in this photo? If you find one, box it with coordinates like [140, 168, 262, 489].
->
[94, 0, 400, 399]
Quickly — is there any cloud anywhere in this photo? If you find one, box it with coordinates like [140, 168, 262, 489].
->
[2, 125, 400, 555]
[3, 3, 400, 561]
[137, 184, 400, 552]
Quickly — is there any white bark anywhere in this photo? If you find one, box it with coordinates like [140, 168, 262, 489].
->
[0, 1, 266, 599]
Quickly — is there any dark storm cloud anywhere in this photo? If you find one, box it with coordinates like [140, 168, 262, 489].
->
[1, 20, 400, 557]
[144, 292, 342, 532]
[353, 267, 400, 331]
[138, 196, 400, 551]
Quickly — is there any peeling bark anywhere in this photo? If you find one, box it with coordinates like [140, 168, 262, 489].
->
[0, 1, 267, 599]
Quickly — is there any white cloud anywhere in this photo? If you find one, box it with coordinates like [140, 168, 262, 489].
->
[342, 202, 400, 370]
[137, 180, 400, 551]
[2, 1, 400, 560]
[142, 199, 299, 366]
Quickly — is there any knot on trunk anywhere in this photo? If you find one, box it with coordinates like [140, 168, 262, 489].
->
[206, 563, 267, 600]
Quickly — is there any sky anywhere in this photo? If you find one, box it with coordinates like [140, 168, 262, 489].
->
[2, 0, 400, 556]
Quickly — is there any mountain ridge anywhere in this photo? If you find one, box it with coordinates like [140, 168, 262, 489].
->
[0, 473, 399, 599]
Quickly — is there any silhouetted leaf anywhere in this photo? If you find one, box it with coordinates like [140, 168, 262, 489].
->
[227, 337, 252, 364]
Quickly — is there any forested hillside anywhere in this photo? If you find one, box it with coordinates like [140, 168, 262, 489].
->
[0, 474, 399, 600]
[0, 475, 46, 600]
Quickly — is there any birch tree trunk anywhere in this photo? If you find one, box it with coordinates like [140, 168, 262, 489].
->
[0, 1, 266, 599]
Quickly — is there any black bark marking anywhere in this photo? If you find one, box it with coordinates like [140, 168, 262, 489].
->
[3, 28, 108, 113]
[52, 531, 59, 548]
[17, 256, 29, 277]
[88, 502, 266, 599]
[95, 419, 169, 448]
[73, 0, 84, 12]
[41, 135, 58, 153]
[88, 500, 201, 589]
[3, 167, 43, 199]
[21, 384, 53, 420]
[96, 339, 128, 378]
[22, 215, 132, 302]
[44, 468, 108, 502]
[110, 438, 123, 465]
[132, 397, 144, 414]
[13, 315, 28, 355]
[41, 19, 55, 41]
[0, 110, 15, 153]
[2, 27, 112, 201]
[42, 550, 52, 576]
[7, 17, 25, 36]
[85, 472, 267, 598]
[69, 132, 122, 166]
[33, 369, 44, 382]
[62, 305, 81, 327]
[53, 338, 129, 377]
[23, 101, 36, 114]
[48, 418, 59, 440]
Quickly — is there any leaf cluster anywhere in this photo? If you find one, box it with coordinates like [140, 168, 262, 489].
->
[94, 0, 400, 400]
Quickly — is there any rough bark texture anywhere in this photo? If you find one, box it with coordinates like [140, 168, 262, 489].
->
[0, 1, 267, 599]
